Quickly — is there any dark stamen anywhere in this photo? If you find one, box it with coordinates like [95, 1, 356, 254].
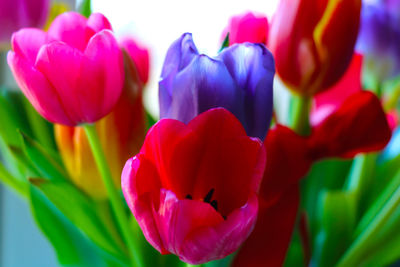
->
[210, 200, 218, 211]
[185, 194, 192, 199]
[223, 215, 227, 220]
[203, 188, 215, 203]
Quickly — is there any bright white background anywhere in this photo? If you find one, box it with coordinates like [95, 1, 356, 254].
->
[92, 0, 279, 117]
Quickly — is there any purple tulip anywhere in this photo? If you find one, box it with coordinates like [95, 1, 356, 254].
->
[0, 0, 49, 44]
[159, 33, 275, 140]
[356, 0, 400, 80]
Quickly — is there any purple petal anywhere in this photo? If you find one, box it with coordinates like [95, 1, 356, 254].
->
[168, 54, 242, 124]
[218, 43, 275, 140]
[159, 33, 199, 117]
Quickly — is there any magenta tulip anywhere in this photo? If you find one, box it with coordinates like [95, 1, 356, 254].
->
[7, 12, 124, 126]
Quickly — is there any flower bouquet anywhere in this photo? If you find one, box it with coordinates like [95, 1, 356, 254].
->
[1, 0, 400, 266]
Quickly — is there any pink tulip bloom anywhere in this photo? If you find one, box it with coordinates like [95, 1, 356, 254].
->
[119, 37, 150, 85]
[122, 108, 266, 264]
[0, 0, 49, 43]
[7, 12, 124, 126]
[222, 12, 269, 46]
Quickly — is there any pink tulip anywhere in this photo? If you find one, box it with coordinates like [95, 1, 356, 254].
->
[7, 12, 124, 126]
[119, 37, 150, 85]
[222, 12, 269, 46]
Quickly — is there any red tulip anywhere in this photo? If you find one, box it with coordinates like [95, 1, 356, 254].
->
[309, 91, 391, 159]
[269, 0, 361, 95]
[121, 108, 265, 264]
[234, 125, 310, 267]
[7, 12, 124, 126]
[222, 12, 269, 45]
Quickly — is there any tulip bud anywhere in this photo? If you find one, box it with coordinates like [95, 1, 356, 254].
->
[269, 0, 361, 95]
[222, 12, 269, 46]
[55, 41, 148, 199]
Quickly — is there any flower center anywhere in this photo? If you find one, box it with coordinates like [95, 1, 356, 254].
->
[185, 188, 225, 218]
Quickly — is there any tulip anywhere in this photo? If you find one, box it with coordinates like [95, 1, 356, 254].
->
[122, 108, 265, 264]
[269, 0, 361, 95]
[309, 91, 391, 159]
[222, 12, 269, 45]
[234, 125, 311, 267]
[55, 41, 148, 199]
[0, 0, 49, 44]
[159, 33, 275, 140]
[356, 0, 400, 81]
[119, 37, 150, 85]
[7, 12, 124, 126]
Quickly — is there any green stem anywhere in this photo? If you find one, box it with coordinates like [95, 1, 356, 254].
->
[336, 184, 400, 267]
[290, 94, 311, 136]
[83, 124, 142, 267]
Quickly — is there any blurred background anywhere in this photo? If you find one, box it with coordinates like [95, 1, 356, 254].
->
[0, 0, 278, 265]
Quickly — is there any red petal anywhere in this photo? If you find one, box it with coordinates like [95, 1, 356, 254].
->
[309, 91, 391, 159]
[233, 185, 300, 267]
[311, 53, 362, 125]
[259, 125, 311, 204]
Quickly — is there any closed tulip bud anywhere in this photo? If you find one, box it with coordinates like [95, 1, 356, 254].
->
[269, 0, 361, 95]
[222, 12, 269, 46]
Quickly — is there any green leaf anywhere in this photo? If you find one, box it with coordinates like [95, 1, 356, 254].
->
[302, 158, 352, 240]
[314, 190, 356, 266]
[0, 89, 31, 147]
[146, 110, 158, 131]
[78, 0, 92, 17]
[219, 33, 229, 52]
[19, 130, 67, 181]
[22, 97, 56, 150]
[29, 177, 128, 260]
[284, 230, 305, 267]
[0, 160, 27, 197]
[29, 184, 127, 266]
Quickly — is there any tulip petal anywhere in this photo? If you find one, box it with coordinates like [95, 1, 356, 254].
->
[227, 12, 269, 45]
[120, 37, 150, 84]
[259, 125, 311, 204]
[311, 53, 362, 125]
[7, 51, 74, 125]
[309, 91, 391, 159]
[86, 13, 112, 32]
[11, 28, 49, 63]
[218, 43, 275, 139]
[168, 55, 242, 124]
[234, 185, 300, 267]
[48, 12, 90, 51]
[314, 0, 361, 88]
[159, 33, 199, 117]
[84, 30, 124, 122]
[178, 193, 259, 264]
[35, 41, 86, 124]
